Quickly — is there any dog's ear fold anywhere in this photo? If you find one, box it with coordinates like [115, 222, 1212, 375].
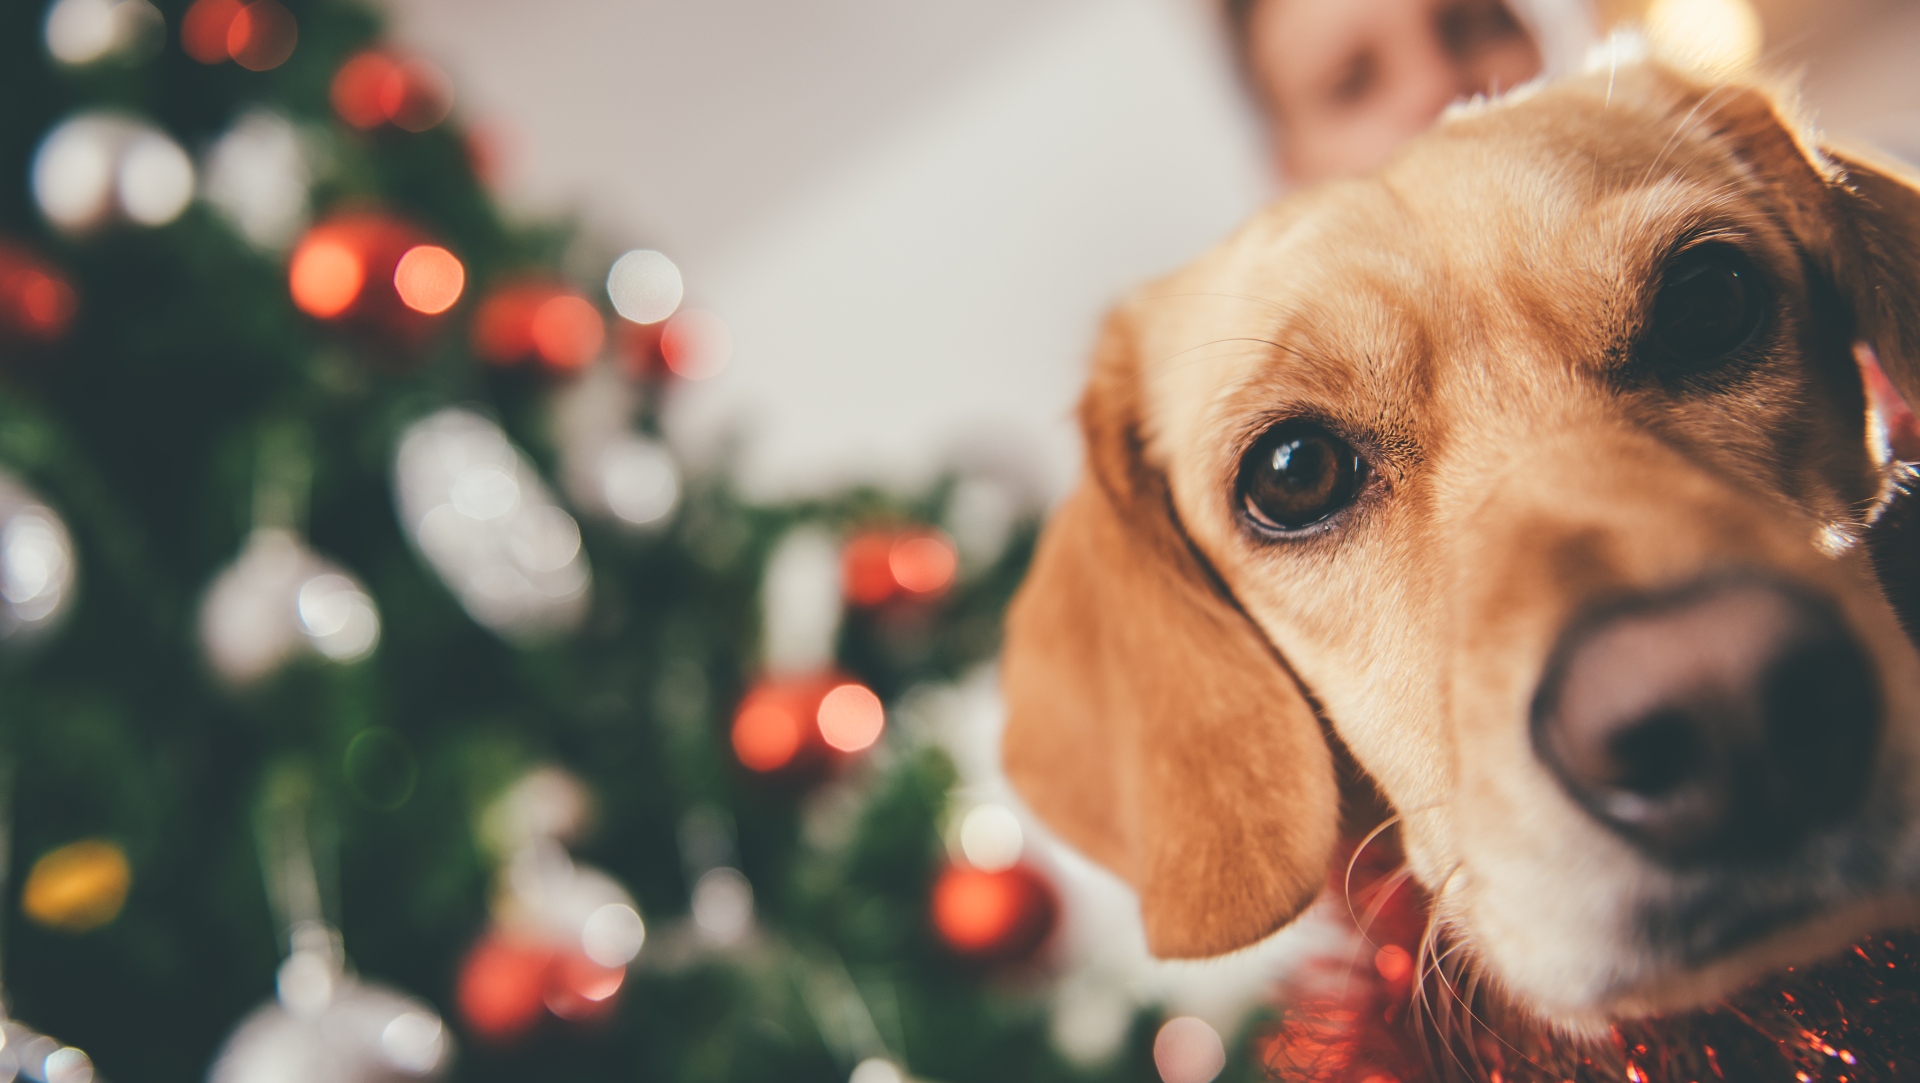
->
[1000, 306, 1339, 959]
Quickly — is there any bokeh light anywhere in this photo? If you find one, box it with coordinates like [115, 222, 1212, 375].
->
[732, 697, 805, 772]
[1, 476, 78, 645]
[379, 1012, 447, 1075]
[817, 682, 884, 753]
[393, 245, 465, 315]
[690, 866, 754, 946]
[225, 0, 296, 71]
[842, 531, 897, 606]
[890, 530, 957, 596]
[543, 951, 624, 1020]
[116, 130, 194, 225]
[21, 839, 131, 933]
[474, 281, 602, 368]
[849, 1060, 905, 1083]
[388, 58, 455, 133]
[1153, 1017, 1225, 1083]
[289, 236, 364, 319]
[958, 803, 1023, 872]
[41, 1046, 94, 1083]
[46, 0, 119, 65]
[331, 51, 401, 129]
[1374, 943, 1414, 983]
[180, 0, 242, 64]
[331, 50, 453, 133]
[1, 245, 79, 345]
[45, 0, 163, 67]
[929, 862, 1056, 959]
[932, 866, 1017, 952]
[530, 294, 604, 370]
[606, 249, 683, 324]
[343, 727, 416, 811]
[456, 936, 550, 1042]
[297, 572, 380, 660]
[32, 118, 116, 231]
[659, 308, 731, 379]
[33, 114, 194, 233]
[202, 109, 311, 252]
[394, 409, 592, 637]
[579, 902, 646, 968]
[598, 436, 679, 527]
[1645, 0, 1762, 76]
[844, 527, 958, 606]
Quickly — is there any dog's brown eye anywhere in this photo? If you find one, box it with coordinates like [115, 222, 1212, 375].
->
[1648, 244, 1768, 369]
[1239, 422, 1363, 532]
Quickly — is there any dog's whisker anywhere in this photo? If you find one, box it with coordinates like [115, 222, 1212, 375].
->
[1341, 813, 1406, 924]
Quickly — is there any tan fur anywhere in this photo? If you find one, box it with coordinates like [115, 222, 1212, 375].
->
[1003, 63, 1920, 1028]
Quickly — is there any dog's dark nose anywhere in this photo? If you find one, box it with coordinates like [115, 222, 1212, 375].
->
[1530, 576, 1879, 864]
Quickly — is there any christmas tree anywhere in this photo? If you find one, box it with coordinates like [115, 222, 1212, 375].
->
[0, 2, 1302, 1081]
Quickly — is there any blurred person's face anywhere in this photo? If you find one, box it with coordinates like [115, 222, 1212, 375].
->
[1248, 0, 1543, 184]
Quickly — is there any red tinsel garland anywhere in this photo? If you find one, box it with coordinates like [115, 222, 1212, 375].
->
[1256, 833, 1920, 1083]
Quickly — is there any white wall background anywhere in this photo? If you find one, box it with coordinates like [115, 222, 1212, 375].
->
[379, 0, 1271, 502]
[378, 0, 1918, 502]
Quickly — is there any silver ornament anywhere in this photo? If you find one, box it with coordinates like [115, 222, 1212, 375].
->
[209, 927, 450, 1083]
[32, 113, 193, 233]
[0, 470, 77, 647]
[198, 528, 380, 687]
[393, 409, 590, 638]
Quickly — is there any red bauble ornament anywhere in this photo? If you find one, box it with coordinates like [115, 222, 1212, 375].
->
[456, 932, 626, 1044]
[331, 50, 454, 133]
[0, 243, 78, 353]
[456, 934, 551, 1042]
[472, 280, 605, 372]
[730, 673, 885, 774]
[930, 861, 1057, 961]
[288, 213, 463, 353]
[181, 0, 296, 71]
[842, 527, 957, 608]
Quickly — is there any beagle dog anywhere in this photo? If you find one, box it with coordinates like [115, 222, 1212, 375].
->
[1001, 60, 1920, 1070]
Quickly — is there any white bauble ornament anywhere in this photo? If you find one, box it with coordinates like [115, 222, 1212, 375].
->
[0, 1019, 97, 1083]
[689, 865, 754, 948]
[497, 841, 645, 969]
[210, 930, 450, 1083]
[393, 409, 590, 637]
[550, 364, 681, 530]
[758, 525, 842, 675]
[202, 110, 313, 252]
[32, 113, 193, 233]
[0, 470, 77, 647]
[43, 0, 162, 67]
[199, 528, 380, 686]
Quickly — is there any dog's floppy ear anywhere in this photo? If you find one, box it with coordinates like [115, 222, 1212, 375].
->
[1000, 306, 1338, 959]
[1677, 76, 1920, 403]
[1820, 146, 1920, 407]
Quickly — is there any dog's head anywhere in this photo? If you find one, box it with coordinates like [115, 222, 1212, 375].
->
[1002, 62, 1920, 1027]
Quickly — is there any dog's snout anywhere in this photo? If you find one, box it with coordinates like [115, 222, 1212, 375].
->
[1530, 577, 1880, 864]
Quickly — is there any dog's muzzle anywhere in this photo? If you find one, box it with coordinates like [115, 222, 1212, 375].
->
[1530, 574, 1881, 866]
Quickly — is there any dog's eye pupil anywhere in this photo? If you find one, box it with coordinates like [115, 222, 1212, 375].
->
[1648, 244, 1766, 368]
[1239, 422, 1362, 532]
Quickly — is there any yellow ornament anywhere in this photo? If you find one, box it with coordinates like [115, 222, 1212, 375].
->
[22, 838, 131, 933]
